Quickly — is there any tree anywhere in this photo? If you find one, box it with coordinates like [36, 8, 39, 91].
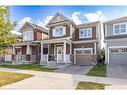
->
[0, 6, 17, 55]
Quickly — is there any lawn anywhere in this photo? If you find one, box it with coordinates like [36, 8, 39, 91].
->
[0, 64, 57, 72]
[0, 71, 32, 87]
[86, 64, 106, 77]
[76, 82, 106, 90]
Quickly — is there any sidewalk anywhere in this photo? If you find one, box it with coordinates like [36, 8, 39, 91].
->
[0, 68, 127, 89]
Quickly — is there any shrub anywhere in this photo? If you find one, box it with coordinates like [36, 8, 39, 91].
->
[98, 48, 105, 64]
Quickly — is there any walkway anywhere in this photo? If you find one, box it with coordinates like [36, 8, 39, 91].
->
[0, 68, 127, 89]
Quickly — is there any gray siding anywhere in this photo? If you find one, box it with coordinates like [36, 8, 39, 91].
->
[107, 40, 127, 47]
[107, 24, 113, 37]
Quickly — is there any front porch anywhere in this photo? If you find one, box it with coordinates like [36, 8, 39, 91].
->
[40, 38, 73, 66]
[12, 42, 39, 64]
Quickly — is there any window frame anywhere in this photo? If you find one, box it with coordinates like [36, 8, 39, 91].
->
[79, 28, 92, 39]
[22, 31, 34, 41]
[113, 22, 127, 35]
[53, 26, 65, 37]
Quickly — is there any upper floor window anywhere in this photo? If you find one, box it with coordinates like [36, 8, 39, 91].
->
[79, 28, 92, 38]
[22, 31, 33, 41]
[53, 26, 65, 37]
[113, 23, 127, 35]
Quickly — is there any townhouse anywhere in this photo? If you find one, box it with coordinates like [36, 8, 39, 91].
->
[104, 16, 127, 65]
[6, 12, 104, 65]
[40, 12, 104, 65]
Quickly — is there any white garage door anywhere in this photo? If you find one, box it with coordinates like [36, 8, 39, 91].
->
[109, 48, 127, 65]
[74, 48, 96, 65]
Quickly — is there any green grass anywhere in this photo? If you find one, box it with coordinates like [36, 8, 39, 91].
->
[76, 82, 106, 90]
[86, 64, 106, 77]
[0, 64, 57, 72]
[0, 71, 33, 87]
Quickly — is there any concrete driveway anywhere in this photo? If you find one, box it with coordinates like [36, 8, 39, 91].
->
[55, 65, 93, 75]
[107, 65, 127, 79]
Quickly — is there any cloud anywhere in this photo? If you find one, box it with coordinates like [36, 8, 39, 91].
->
[11, 17, 32, 35]
[18, 17, 32, 27]
[11, 30, 21, 35]
[37, 16, 53, 28]
[71, 12, 82, 24]
[84, 11, 105, 22]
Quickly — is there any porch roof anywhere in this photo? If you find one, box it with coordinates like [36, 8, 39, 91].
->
[42, 37, 72, 44]
[13, 42, 38, 46]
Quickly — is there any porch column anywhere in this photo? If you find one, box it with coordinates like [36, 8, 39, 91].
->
[70, 42, 72, 55]
[12, 46, 15, 54]
[94, 42, 96, 54]
[41, 42, 43, 62]
[63, 40, 67, 63]
[26, 44, 30, 54]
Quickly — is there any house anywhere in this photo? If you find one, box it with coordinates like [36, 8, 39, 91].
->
[104, 16, 127, 65]
[12, 22, 48, 64]
[40, 12, 104, 65]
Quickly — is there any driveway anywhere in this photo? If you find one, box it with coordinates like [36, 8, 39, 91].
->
[107, 65, 127, 79]
[55, 64, 93, 75]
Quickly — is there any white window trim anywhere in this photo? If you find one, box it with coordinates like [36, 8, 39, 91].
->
[113, 22, 127, 35]
[53, 26, 65, 37]
[79, 28, 92, 39]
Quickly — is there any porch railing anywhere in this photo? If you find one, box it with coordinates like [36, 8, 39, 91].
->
[42, 54, 72, 63]
[13, 54, 37, 62]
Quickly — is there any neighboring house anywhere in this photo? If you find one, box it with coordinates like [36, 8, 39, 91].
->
[40, 12, 104, 65]
[4, 34, 21, 62]
[12, 22, 48, 64]
[104, 16, 127, 65]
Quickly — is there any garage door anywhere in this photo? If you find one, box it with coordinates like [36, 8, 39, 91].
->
[109, 48, 127, 65]
[75, 49, 96, 65]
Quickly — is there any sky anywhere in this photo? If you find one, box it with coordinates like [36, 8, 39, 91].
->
[10, 6, 127, 34]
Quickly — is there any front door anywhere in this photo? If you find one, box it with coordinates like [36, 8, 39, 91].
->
[57, 46, 63, 62]
[16, 52, 21, 61]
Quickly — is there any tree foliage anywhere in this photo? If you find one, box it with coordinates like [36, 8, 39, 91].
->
[0, 6, 17, 54]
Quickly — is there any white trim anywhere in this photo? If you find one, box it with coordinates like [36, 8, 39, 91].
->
[63, 40, 66, 63]
[74, 48, 93, 51]
[79, 28, 92, 39]
[113, 22, 127, 35]
[73, 40, 98, 44]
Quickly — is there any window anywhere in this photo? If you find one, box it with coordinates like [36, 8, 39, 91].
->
[110, 48, 119, 53]
[121, 48, 127, 53]
[79, 28, 92, 38]
[23, 31, 33, 41]
[53, 26, 65, 37]
[113, 23, 127, 35]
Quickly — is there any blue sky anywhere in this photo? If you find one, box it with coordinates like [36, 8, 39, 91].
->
[10, 6, 127, 34]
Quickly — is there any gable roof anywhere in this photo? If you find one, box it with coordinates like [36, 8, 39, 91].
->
[45, 12, 78, 29]
[45, 12, 69, 26]
[19, 22, 48, 34]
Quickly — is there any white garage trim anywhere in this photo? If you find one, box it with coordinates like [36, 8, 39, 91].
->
[108, 46, 127, 64]
[74, 48, 93, 64]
